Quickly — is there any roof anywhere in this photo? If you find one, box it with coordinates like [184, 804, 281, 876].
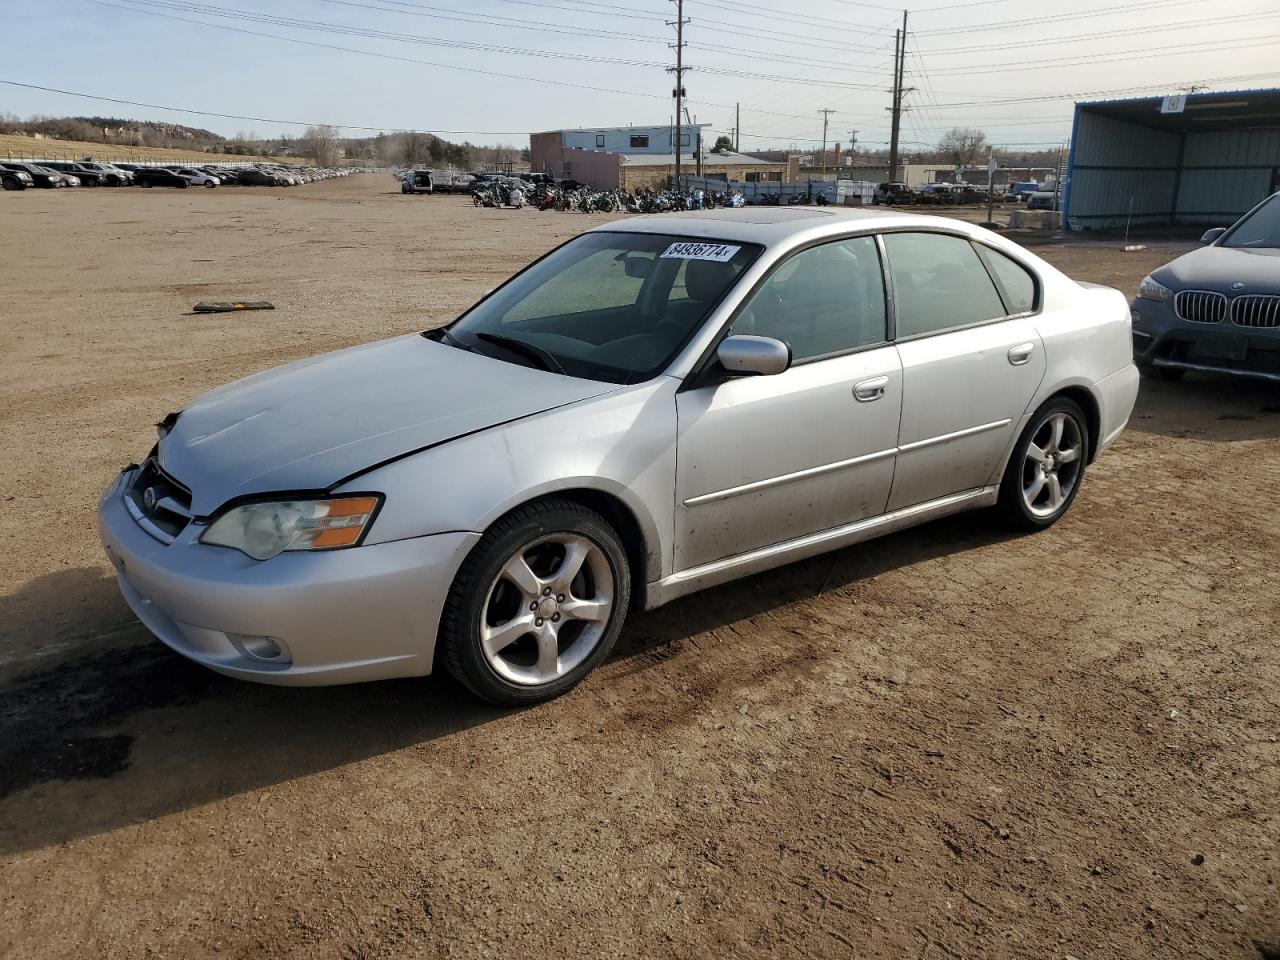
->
[588, 207, 987, 248]
[533, 123, 712, 136]
[1075, 87, 1280, 133]
[619, 151, 782, 167]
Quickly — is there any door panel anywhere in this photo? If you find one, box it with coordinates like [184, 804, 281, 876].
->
[889, 318, 1045, 511]
[675, 347, 902, 571]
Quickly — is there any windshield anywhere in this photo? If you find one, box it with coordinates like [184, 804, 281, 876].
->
[1222, 195, 1280, 249]
[444, 231, 760, 383]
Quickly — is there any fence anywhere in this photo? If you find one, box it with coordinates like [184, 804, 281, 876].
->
[674, 175, 874, 205]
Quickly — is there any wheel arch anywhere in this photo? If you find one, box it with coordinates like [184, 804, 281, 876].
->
[485, 486, 654, 612]
[1049, 384, 1102, 463]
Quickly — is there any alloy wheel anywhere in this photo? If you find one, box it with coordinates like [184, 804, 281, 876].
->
[479, 534, 614, 687]
[1021, 411, 1083, 518]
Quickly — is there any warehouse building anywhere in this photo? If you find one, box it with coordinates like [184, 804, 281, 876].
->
[1064, 88, 1280, 231]
[529, 124, 788, 190]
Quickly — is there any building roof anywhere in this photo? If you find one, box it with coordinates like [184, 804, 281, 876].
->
[533, 123, 711, 136]
[1075, 87, 1280, 133]
[619, 150, 781, 167]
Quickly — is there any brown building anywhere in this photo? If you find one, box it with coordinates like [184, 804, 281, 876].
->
[530, 125, 788, 190]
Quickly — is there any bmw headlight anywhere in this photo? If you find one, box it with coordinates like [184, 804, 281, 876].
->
[200, 495, 381, 560]
[1136, 275, 1173, 302]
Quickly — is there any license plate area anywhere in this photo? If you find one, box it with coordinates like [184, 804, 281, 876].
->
[1191, 334, 1248, 363]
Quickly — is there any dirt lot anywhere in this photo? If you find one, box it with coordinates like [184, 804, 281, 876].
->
[1, 176, 1277, 960]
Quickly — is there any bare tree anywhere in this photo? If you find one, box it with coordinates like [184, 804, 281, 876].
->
[301, 125, 342, 166]
[937, 127, 987, 170]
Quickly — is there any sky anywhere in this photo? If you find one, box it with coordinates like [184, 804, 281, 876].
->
[5, 0, 1280, 153]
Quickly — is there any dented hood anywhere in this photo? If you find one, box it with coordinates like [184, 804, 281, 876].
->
[159, 334, 617, 515]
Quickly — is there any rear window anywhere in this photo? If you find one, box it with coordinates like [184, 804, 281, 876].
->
[977, 246, 1038, 314]
[882, 232, 1007, 338]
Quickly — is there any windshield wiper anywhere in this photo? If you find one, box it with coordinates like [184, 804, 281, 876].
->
[429, 327, 474, 352]
[473, 332, 566, 375]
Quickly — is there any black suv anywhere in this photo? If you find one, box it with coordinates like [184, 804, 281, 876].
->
[133, 167, 190, 188]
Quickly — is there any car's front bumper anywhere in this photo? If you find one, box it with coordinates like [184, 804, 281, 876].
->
[1130, 296, 1280, 382]
[98, 468, 480, 685]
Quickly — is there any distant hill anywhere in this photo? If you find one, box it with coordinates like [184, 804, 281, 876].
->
[0, 113, 229, 150]
[76, 116, 224, 143]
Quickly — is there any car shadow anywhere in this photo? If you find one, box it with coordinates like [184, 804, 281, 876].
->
[0, 511, 1014, 856]
[1128, 373, 1280, 442]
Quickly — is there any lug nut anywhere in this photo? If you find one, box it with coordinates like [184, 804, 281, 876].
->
[530, 601, 538, 611]
[556, 594, 565, 602]
[535, 618, 543, 627]
[542, 587, 552, 597]
[552, 613, 561, 622]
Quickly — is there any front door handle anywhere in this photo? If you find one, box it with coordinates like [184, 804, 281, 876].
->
[1008, 342, 1036, 366]
[853, 376, 890, 402]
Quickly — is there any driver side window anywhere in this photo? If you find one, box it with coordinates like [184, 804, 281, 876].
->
[729, 236, 887, 362]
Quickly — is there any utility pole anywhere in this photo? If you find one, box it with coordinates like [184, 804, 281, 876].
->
[735, 101, 740, 153]
[667, 0, 690, 191]
[818, 107, 836, 177]
[887, 10, 909, 184]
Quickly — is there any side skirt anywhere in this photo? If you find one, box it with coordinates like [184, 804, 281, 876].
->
[645, 486, 999, 609]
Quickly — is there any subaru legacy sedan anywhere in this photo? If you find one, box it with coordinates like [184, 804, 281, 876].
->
[99, 209, 1138, 705]
[1131, 191, 1280, 382]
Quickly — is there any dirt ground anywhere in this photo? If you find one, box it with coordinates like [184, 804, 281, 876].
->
[1, 176, 1277, 960]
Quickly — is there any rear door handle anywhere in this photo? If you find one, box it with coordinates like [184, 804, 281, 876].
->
[853, 376, 890, 402]
[1008, 342, 1036, 365]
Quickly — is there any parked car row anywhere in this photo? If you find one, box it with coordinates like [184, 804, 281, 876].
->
[0, 160, 361, 190]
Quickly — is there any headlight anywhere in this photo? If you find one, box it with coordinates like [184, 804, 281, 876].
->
[200, 495, 381, 560]
[1136, 275, 1172, 302]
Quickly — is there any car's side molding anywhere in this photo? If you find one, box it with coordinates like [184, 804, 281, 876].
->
[680, 418, 1011, 510]
[682, 447, 898, 508]
[647, 485, 999, 609]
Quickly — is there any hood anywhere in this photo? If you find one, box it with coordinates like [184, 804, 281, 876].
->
[159, 334, 617, 515]
[1154, 244, 1280, 294]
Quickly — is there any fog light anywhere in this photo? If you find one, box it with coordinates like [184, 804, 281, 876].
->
[230, 633, 288, 662]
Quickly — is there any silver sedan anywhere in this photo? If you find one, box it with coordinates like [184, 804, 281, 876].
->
[99, 209, 1139, 704]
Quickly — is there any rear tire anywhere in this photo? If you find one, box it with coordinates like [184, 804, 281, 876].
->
[439, 499, 631, 706]
[997, 396, 1090, 531]
[1, 175, 22, 191]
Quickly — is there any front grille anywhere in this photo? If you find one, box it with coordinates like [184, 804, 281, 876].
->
[1174, 290, 1227, 324]
[1231, 294, 1280, 329]
[125, 459, 193, 542]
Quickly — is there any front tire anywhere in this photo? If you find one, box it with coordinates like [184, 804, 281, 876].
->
[439, 499, 631, 706]
[998, 397, 1089, 531]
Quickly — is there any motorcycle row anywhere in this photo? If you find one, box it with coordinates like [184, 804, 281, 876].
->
[472, 181, 749, 214]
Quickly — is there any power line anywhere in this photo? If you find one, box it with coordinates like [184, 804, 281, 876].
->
[0, 79, 525, 134]
[928, 71, 1280, 108]
[914, 0, 1205, 35]
[88, 0, 673, 100]
[920, 9, 1280, 56]
[925, 34, 1280, 78]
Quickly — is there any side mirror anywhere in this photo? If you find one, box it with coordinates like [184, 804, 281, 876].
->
[716, 335, 792, 376]
[1200, 227, 1227, 245]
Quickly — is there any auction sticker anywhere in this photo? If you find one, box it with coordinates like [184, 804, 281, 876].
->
[659, 242, 741, 262]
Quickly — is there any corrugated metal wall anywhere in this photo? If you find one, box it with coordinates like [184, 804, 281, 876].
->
[1066, 112, 1179, 230]
[1067, 106, 1280, 230]
[1177, 129, 1280, 219]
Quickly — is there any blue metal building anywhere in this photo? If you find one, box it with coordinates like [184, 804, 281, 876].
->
[1064, 88, 1280, 231]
